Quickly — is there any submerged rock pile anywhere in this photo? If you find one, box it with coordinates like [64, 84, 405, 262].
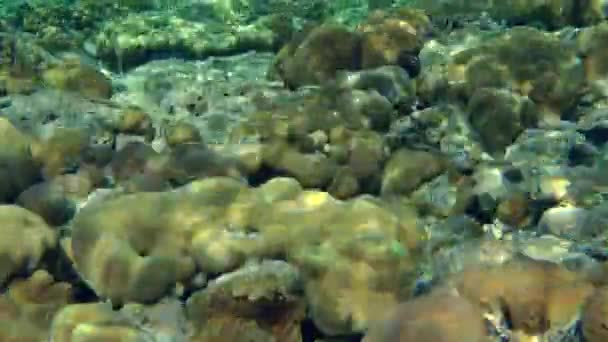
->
[2, 0, 608, 341]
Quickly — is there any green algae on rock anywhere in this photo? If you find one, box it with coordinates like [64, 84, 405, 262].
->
[92, 13, 283, 71]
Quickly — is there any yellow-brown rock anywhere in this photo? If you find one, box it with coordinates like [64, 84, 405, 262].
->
[187, 261, 304, 342]
[164, 121, 202, 147]
[272, 25, 362, 88]
[582, 286, 608, 342]
[262, 142, 336, 188]
[108, 141, 159, 181]
[449, 27, 584, 123]
[0, 206, 56, 286]
[381, 148, 446, 196]
[363, 288, 487, 342]
[358, 8, 430, 73]
[496, 192, 531, 228]
[30, 127, 90, 178]
[42, 59, 112, 99]
[0, 118, 40, 202]
[456, 257, 593, 338]
[70, 174, 426, 333]
[116, 107, 155, 142]
[0, 270, 72, 341]
[71, 191, 196, 304]
[50, 303, 148, 342]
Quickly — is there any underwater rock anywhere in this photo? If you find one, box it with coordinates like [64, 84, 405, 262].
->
[272, 24, 362, 89]
[363, 288, 486, 342]
[0, 206, 57, 287]
[30, 127, 91, 179]
[93, 13, 280, 71]
[467, 87, 538, 156]
[449, 26, 584, 124]
[328, 166, 360, 199]
[3, 89, 119, 141]
[161, 143, 246, 185]
[17, 180, 77, 226]
[357, 7, 430, 74]
[187, 260, 304, 342]
[0, 270, 72, 341]
[579, 22, 608, 85]
[582, 286, 608, 342]
[285, 197, 422, 335]
[0, 118, 41, 203]
[519, 234, 589, 268]
[42, 59, 112, 99]
[70, 190, 197, 304]
[505, 129, 586, 173]
[455, 256, 593, 340]
[262, 142, 337, 188]
[115, 106, 155, 142]
[381, 148, 446, 196]
[411, 174, 463, 217]
[336, 65, 417, 109]
[334, 88, 394, 132]
[164, 121, 203, 147]
[49, 302, 157, 342]
[117, 54, 293, 144]
[412, 0, 605, 29]
[256, 176, 303, 203]
[539, 205, 589, 240]
[495, 192, 532, 228]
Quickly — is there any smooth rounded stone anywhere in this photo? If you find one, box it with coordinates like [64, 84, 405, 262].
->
[328, 167, 360, 200]
[538, 206, 589, 240]
[0, 118, 41, 203]
[262, 144, 337, 188]
[211, 143, 264, 175]
[50, 303, 159, 342]
[16, 181, 76, 226]
[381, 148, 446, 196]
[0, 269, 73, 341]
[472, 166, 509, 199]
[0, 206, 57, 286]
[256, 177, 303, 203]
[539, 175, 571, 201]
